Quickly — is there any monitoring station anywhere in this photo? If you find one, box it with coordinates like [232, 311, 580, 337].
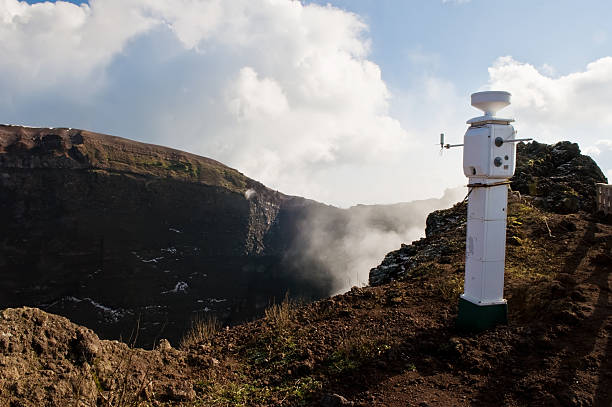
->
[443, 91, 531, 331]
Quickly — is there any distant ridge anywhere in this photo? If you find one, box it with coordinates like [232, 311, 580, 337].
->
[0, 124, 250, 193]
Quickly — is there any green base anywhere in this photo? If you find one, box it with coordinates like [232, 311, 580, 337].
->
[456, 297, 508, 332]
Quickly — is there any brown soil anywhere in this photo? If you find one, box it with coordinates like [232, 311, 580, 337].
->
[1, 195, 611, 407]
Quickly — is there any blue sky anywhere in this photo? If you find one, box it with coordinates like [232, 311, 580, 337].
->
[5, 0, 612, 206]
[308, 0, 612, 94]
[24, 0, 612, 87]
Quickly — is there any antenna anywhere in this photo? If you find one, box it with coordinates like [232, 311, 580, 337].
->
[438, 132, 464, 151]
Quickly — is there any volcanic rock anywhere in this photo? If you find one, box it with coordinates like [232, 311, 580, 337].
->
[370, 140, 607, 286]
[511, 141, 607, 213]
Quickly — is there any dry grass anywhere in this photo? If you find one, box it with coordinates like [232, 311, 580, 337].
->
[264, 294, 297, 332]
[180, 315, 221, 350]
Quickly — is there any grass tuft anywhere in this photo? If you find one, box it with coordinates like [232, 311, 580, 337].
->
[264, 294, 297, 332]
[180, 315, 221, 350]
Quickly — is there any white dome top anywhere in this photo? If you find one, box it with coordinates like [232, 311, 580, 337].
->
[471, 91, 511, 116]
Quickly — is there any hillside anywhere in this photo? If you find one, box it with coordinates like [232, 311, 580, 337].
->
[0, 124, 322, 347]
[1, 140, 610, 406]
[0, 124, 461, 348]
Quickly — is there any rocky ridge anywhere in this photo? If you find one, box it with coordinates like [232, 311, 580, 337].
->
[0, 123, 289, 255]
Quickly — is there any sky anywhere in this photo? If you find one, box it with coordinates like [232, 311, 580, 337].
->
[2, 0, 612, 207]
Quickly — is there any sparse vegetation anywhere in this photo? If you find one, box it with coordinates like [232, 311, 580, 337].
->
[180, 315, 222, 349]
[327, 330, 391, 374]
[435, 273, 463, 302]
[196, 370, 322, 407]
[264, 294, 297, 332]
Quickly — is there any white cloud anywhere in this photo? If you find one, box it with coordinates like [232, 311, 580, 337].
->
[226, 67, 289, 121]
[596, 139, 612, 150]
[2, 1, 608, 209]
[538, 63, 557, 77]
[0, 0, 416, 207]
[0, 0, 154, 92]
[487, 56, 612, 129]
[584, 146, 601, 157]
[485, 56, 612, 177]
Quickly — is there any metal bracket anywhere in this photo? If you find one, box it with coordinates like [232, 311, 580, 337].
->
[440, 133, 464, 150]
[443, 143, 464, 149]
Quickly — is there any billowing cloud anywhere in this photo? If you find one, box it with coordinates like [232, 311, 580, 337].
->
[487, 56, 612, 128]
[0, 0, 153, 89]
[486, 56, 612, 179]
[0, 0, 427, 207]
[2, 1, 610, 210]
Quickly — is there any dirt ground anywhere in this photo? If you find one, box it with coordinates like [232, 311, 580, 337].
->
[2, 195, 610, 407]
[211, 198, 611, 407]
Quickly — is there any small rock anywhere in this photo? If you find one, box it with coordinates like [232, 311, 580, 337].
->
[164, 382, 196, 402]
[157, 339, 172, 351]
[72, 327, 100, 364]
[570, 290, 587, 302]
[320, 393, 354, 407]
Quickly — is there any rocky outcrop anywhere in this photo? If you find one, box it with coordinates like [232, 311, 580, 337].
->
[511, 141, 607, 213]
[369, 202, 467, 286]
[0, 307, 200, 405]
[370, 140, 608, 286]
[0, 126, 290, 255]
